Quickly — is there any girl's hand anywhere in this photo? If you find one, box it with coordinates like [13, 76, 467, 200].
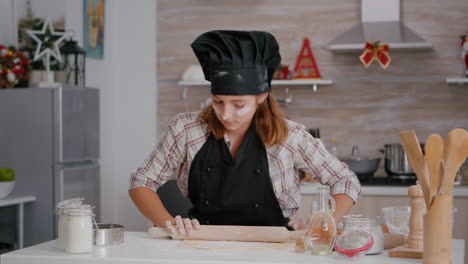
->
[165, 215, 201, 237]
[288, 214, 310, 231]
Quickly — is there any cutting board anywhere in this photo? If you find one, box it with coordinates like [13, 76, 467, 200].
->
[148, 225, 306, 243]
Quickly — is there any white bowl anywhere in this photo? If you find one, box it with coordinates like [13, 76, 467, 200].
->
[181, 65, 205, 81]
[0, 181, 15, 199]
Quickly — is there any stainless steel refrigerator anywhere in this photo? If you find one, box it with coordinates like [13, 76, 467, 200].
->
[0, 86, 100, 247]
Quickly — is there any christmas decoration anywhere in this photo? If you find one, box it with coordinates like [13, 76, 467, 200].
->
[0, 46, 30, 88]
[273, 64, 292, 80]
[359, 41, 391, 69]
[461, 35, 468, 77]
[17, 0, 38, 50]
[60, 38, 86, 86]
[26, 17, 70, 84]
[293, 38, 322, 79]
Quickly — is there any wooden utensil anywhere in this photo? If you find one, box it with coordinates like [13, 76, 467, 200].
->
[423, 194, 453, 264]
[437, 160, 444, 195]
[425, 134, 444, 207]
[389, 184, 426, 259]
[399, 130, 430, 206]
[442, 129, 468, 195]
[148, 225, 306, 243]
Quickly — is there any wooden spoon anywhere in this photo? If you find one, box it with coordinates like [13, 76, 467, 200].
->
[442, 129, 468, 195]
[424, 134, 443, 207]
[399, 130, 430, 207]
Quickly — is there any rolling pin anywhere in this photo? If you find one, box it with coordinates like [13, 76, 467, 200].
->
[148, 225, 306, 243]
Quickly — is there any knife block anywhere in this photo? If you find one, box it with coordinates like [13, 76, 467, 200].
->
[389, 184, 426, 259]
[423, 194, 452, 264]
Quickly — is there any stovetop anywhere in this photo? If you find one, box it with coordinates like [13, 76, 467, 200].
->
[359, 176, 417, 186]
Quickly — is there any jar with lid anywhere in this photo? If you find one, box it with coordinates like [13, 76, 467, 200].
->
[56, 198, 84, 250]
[62, 204, 95, 253]
[342, 215, 384, 254]
[334, 229, 374, 259]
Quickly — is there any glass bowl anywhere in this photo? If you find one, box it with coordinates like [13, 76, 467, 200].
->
[381, 206, 411, 235]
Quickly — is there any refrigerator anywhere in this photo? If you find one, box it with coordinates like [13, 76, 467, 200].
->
[0, 86, 100, 247]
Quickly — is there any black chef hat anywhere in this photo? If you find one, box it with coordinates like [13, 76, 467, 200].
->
[191, 30, 281, 95]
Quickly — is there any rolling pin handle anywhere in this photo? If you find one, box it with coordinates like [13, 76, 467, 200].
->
[289, 230, 307, 240]
[148, 227, 172, 239]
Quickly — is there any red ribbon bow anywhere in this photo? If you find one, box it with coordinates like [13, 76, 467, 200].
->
[359, 41, 391, 69]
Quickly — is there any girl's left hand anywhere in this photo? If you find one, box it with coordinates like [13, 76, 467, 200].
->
[288, 215, 310, 230]
[165, 215, 200, 237]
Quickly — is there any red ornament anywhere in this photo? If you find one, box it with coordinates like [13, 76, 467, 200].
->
[461, 35, 468, 77]
[281, 65, 291, 79]
[359, 41, 391, 69]
[293, 38, 322, 79]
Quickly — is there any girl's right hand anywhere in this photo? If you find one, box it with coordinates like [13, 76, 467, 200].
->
[165, 215, 201, 237]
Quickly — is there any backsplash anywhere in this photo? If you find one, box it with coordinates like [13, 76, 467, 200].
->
[156, 0, 468, 173]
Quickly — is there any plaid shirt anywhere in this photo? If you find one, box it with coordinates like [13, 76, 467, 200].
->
[130, 112, 361, 217]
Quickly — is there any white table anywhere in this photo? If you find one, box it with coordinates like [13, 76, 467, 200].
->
[1, 232, 465, 264]
[0, 196, 36, 249]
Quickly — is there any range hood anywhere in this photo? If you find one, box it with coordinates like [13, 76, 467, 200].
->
[327, 0, 432, 52]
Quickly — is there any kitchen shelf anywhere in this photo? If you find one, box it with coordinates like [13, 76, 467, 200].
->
[0, 196, 36, 249]
[178, 79, 334, 97]
[179, 79, 334, 87]
[178, 79, 334, 105]
[446, 77, 468, 84]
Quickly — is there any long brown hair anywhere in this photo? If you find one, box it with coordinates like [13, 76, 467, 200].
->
[197, 93, 289, 146]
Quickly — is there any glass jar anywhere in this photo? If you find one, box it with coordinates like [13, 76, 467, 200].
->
[306, 186, 337, 256]
[56, 198, 84, 250]
[62, 204, 94, 253]
[335, 230, 374, 259]
[342, 216, 384, 254]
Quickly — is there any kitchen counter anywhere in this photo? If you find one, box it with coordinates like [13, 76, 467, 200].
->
[300, 183, 468, 197]
[0, 232, 465, 264]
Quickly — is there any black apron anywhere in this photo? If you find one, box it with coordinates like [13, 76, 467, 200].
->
[187, 126, 289, 227]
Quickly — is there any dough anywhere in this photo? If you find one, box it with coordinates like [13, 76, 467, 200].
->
[179, 240, 295, 251]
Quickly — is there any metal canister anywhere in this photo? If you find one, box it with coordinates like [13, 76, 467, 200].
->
[94, 224, 125, 246]
[382, 144, 415, 176]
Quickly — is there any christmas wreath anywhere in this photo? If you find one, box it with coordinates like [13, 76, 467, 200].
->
[0, 46, 30, 88]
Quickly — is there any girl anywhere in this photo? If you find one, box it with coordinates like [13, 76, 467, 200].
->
[129, 30, 361, 236]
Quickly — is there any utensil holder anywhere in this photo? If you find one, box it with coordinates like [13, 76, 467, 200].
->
[423, 194, 452, 264]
